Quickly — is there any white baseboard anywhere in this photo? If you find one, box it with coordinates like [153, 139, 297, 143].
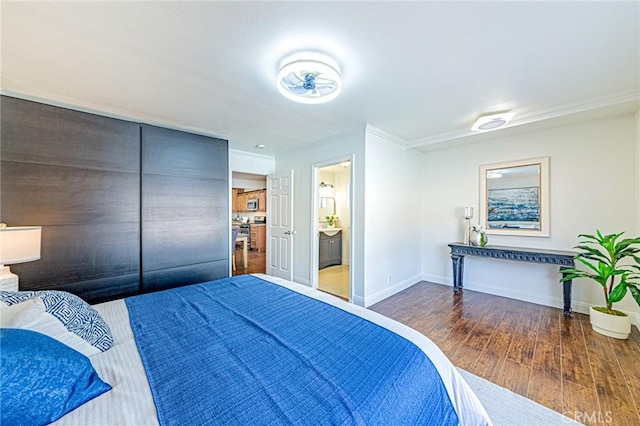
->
[352, 295, 366, 307]
[420, 273, 640, 331]
[292, 276, 311, 287]
[363, 274, 423, 308]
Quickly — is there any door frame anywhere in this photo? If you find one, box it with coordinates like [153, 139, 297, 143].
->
[229, 170, 270, 277]
[310, 155, 355, 302]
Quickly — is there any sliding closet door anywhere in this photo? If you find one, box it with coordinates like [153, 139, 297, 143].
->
[0, 96, 140, 302]
[141, 125, 229, 292]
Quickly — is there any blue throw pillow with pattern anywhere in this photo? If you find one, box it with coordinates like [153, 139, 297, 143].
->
[0, 290, 113, 352]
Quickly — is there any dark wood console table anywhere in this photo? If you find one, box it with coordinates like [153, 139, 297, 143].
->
[448, 243, 576, 318]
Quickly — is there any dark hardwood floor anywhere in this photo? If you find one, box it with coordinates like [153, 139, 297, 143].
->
[232, 246, 265, 276]
[370, 281, 640, 426]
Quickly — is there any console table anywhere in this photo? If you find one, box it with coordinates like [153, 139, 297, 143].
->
[448, 243, 576, 318]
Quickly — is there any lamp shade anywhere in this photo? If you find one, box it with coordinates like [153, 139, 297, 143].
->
[0, 226, 42, 265]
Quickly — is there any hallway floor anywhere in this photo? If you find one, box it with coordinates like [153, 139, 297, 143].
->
[318, 264, 350, 301]
[232, 246, 265, 276]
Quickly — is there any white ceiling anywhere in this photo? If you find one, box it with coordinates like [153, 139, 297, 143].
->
[2, 1, 638, 156]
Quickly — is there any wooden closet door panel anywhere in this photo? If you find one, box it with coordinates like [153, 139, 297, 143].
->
[141, 124, 229, 291]
[9, 223, 140, 300]
[142, 175, 228, 222]
[1, 96, 140, 303]
[1, 96, 139, 172]
[2, 162, 139, 226]
[142, 125, 228, 179]
[142, 260, 229, 293]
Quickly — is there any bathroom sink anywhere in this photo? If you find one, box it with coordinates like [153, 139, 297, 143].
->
[320, 228, 342, 236]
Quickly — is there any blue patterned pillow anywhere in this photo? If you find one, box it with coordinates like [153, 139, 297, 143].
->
[0, 290, 113, 352]
[0, 328, 112, 425]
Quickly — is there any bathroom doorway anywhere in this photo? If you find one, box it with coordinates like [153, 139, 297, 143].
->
[312, 158, 352, 302]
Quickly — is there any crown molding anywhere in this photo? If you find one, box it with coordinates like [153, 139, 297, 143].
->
[365, 124, 409, 147]
[407, 91, 640, 149]
[229, 149, 275, 161]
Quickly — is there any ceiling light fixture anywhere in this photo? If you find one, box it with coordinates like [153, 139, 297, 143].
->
[471, 112, 515, 132]
[277, 53, 342, 104]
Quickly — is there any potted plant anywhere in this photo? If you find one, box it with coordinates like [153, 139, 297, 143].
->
[560, 230, 640, 339]
[325, 215, 338, 228]
[470, 225, 488, 247]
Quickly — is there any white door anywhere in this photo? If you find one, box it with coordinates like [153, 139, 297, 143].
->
[267, 170, 294, 280]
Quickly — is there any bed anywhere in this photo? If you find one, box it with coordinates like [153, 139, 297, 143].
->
[1, 274, 491, 425]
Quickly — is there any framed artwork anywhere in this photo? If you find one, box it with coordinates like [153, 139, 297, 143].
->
[479, 157, 550, 237]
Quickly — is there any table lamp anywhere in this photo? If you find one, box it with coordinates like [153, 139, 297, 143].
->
[0, 224, 42, 291]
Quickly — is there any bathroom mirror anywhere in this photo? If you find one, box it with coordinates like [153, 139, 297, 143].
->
[479, 156, 550, 237]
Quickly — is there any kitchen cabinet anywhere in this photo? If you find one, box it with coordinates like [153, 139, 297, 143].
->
[235, 192, 247, 212]
[319, 231, 342, 269]
[233, 188, 266, 212]
[258, 190, 266, 210]
[250, 224, 266, 252]
[232, 188, 239, 212]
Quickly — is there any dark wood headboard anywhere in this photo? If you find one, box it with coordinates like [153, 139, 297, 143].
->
[0, 96, 229, 303]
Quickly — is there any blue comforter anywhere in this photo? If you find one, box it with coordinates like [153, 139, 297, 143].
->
[126, 275, 458, 425]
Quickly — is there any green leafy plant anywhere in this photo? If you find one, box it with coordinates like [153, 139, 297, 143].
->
[472, 225, 488, 247]
[325, 215, 338, 227]
[560, 230, 640, 315]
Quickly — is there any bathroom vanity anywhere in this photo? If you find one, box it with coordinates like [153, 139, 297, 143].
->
[319, 229, 342, 270]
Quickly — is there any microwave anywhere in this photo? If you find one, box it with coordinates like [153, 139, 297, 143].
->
[247, 199, 258, 211]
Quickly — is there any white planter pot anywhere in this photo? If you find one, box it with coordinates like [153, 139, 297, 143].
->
[589, 306, 631, 339]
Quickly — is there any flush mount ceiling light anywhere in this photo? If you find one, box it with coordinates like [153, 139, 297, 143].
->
[471, 112, 515, 132]
[277, 54, 342, 104]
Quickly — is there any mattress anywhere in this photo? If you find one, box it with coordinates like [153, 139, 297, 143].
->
[53, 274, 491, 425]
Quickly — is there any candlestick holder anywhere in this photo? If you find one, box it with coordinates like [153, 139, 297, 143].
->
[464, 207, 474, 245]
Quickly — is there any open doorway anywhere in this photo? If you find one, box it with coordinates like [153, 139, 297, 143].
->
[313, 159, 352, 301]
[231, 172, 267, 275]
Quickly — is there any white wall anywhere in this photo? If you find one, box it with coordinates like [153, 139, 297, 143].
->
[232, 177, 266, 190]
[420, 113, 639, 321]
[335, 168, 351, 264]
[275, 126, 366, 303]
[363, 127, 423, 306]
[229, 149, 276, 175]
[637, 109, 640, 235]
[275, 124, 423, 307]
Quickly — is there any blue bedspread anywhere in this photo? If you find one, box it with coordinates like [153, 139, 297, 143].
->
[125, 275, 458, 425]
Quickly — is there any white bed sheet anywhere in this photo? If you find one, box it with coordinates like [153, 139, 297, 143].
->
[54, 274, 491, 426]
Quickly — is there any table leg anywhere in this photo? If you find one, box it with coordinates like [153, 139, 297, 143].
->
[243, 240, 248, 268]
[562, 278, 572, 318]
[451, 254, 464, 294]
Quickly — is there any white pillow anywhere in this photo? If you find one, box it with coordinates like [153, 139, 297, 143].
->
[0, 298, 39, 325]
[5, 297, 102, 356]
[0, 290, 113, 357]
